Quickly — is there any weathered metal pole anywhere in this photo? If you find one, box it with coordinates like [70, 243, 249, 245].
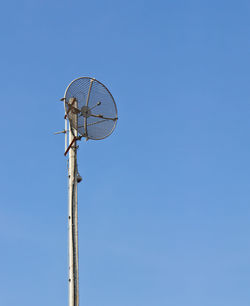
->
[68, 108, 79, 306]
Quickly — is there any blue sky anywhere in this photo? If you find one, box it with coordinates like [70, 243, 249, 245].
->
[0, 0, 250, 305]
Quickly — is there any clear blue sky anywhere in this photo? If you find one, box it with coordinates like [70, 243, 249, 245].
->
[0, 0, 250, 305]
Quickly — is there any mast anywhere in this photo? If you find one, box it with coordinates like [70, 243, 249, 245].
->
[67, 102, 79, 306]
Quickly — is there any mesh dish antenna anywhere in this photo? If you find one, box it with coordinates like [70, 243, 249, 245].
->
[57, 77, 118, 306]
[64, 77, 118, 140]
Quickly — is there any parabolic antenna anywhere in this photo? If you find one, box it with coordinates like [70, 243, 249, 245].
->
[64, 77, 118, 140]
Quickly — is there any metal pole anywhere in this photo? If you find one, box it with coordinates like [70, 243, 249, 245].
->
[68, 112, 79, 306]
